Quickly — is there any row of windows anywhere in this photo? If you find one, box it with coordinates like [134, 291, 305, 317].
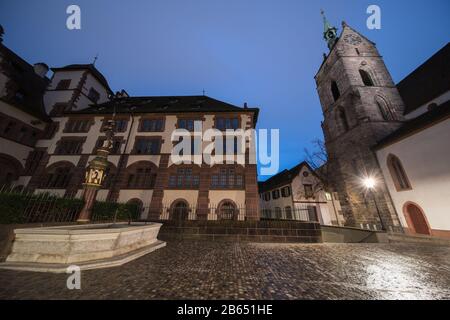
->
[39, 163, 244, 190]
[62, 117, 242, 134]
[262, 186, 291, 201]
[0, 116, 40, 146]
[54, 135, 243, 156]
[262, 184, 315, 202]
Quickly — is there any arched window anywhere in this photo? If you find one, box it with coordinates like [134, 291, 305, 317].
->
[376, 96, 395, 121]
[125, 161, 157, 189]
[359, 69, 374, 86]
[218, 200, 238, 220]
[0, 154, 23, 187]
[170, 199, 189, 221]
[387, 155, 411, 191]
[41, 162, 75, 189]
[126, 198, 144, 218]
[336, 107, 350, 133]
[331, 81, 340, 102]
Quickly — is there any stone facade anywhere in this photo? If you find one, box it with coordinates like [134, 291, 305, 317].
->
[315, 23, 406, 231]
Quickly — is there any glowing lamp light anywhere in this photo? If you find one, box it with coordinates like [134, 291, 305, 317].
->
[363, 177, 376, 190]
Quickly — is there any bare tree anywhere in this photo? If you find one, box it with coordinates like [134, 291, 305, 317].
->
[304, 139, 332, 193]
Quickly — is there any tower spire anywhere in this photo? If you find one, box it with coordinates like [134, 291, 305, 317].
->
[321, 9, 338, 50]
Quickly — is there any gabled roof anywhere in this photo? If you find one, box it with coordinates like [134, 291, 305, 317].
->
[0, 43, 50, 121]
[258, 161, 315, 193]
[374, 100, 450, 150]
[68, 95, 259, 122]
[51, 64, 113, 94]
[397, 43, 450, 115]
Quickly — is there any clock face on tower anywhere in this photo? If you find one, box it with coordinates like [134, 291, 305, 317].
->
[343, 34, 362, 45]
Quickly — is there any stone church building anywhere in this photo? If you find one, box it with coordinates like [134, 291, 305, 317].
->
[316, 14, 449, 236]
[0, 31, 259, 221]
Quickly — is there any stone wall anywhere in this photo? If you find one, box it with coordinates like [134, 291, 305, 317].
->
[154, 220, 322, 243]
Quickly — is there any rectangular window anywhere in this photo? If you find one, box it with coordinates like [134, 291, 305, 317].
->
[169, 176, 177, 187]
[88, 88, 100, 103]
[281, 186, 291, 197]
[272, 189, 280, 200]
[114, 119, 128, 132]
[55, 79, 71, 90]
[134, 138, 160, 155]
[140, 119, 164, 132]
[43, 122, 59, 139]
[178, 119, 200, 131]
[304, 184, 314, 198]
[215, 117, 239, 130]
[55, 138, 84, 154]
[65, 119, 90, 133]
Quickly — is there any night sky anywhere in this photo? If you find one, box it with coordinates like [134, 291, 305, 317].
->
[1, 0, 449, 178]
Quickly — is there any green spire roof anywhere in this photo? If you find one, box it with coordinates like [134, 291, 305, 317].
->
[320, 9, 338, 50]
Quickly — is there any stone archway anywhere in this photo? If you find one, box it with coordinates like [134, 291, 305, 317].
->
[403, 202, 431, 235]
[216, 199, 238, 220]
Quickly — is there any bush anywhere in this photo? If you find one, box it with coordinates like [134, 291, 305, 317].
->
[0, 191, 139, 224]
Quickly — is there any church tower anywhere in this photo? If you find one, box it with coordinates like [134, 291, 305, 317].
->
[315, 13, 405, 231]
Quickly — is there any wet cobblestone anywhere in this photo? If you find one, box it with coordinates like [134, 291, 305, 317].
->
[0, 241, 449, 300]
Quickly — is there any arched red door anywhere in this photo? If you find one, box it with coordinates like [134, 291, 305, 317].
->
[404, 203, 430, 235]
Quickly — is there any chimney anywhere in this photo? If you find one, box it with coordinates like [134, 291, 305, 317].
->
[244, 102, 248, 109]
[33, 63, 49, 78]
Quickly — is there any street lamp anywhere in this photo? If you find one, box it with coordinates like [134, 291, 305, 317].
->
[77, 120, 114, 223]
[362, 176, 386, 231]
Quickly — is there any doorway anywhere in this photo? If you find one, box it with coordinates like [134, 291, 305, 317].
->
[404, 202, 430, 235]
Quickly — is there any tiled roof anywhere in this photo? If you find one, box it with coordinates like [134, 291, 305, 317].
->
[397, 43, 450, 115]
[374, 100, 450, 150]
[69, 95, 259, 121]
[0, 43, 50, 121]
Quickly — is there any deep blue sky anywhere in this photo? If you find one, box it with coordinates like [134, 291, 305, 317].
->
[1, 0, 449, 179]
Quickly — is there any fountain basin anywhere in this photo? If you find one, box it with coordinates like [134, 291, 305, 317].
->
[0, 222, 165, 273]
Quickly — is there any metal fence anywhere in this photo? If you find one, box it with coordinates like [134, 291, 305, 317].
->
[0, 185, 140, 224]
[1, 185, 318, 224]
[260, 204, 320, 222]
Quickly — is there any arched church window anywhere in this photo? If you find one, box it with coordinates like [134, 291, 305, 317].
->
[331, 81, 340, 102]
[387, 154, 411, 191]
[376, 96, 395, 121]
[336, 107, 349, 133]
[359, 69, 374, 86]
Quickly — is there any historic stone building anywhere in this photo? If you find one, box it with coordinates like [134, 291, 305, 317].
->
[315, 16, 407, 231]
[0, 32, 260, 221]
[315, 14, 449, 234]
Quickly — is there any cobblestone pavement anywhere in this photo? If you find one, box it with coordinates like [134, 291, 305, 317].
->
[0, 241, 449, 300]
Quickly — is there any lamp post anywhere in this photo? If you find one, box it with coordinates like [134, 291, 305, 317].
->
[362, 177, 386, 231]
[77, 120, 114, 223]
